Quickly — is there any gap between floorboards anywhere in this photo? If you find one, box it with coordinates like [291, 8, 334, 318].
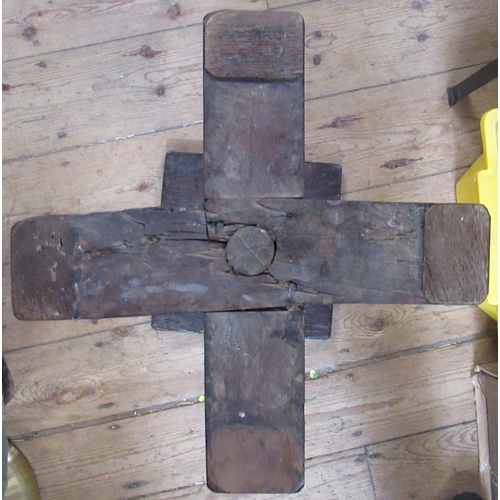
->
[7, 332, 490, 442]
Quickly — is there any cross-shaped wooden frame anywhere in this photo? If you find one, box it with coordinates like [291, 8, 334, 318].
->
[10, 10, 489, 494]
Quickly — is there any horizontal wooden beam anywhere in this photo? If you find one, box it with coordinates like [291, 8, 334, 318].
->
[11, 202, 489, 320]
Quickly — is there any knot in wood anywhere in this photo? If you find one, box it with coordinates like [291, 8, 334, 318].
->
[226, 226, 275, 276]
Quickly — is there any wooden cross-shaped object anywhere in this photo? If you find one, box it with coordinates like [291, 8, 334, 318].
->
[10, 11, 489, 494]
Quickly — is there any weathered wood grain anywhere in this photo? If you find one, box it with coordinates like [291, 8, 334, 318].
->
[11, 399, 372, 500]
[153, 287, 492, 352]
[276, 0, 497, 100]
[304, 337, 497, 459]
[304, 162, 342, 200]
[204, 16, 307, 486]
[2, 25, 205, 161]
[206, 200, 426, 304]
[3, 324, 205, 436]
[4, 337, 495, 499]
[152, 152, 340, 335]
[10, 208, 210, 319]
[2, 0, 267, 61]
[367, 422, 482, 500]
[205, 310, 305, 493]
[10, 210, 294, 320]
[11, 201, 488, 320]
[342, 166, 468, 203]
[204, 10, 304, 81]
[424, 204, 490, 304]
[2, 268, 150, 352]
[306, 68, 497, 196]
[303, 305, 333, 340]
[207, 200, 488, 304]
[160, 151, 204, 210]
[203, 12, 304, 198]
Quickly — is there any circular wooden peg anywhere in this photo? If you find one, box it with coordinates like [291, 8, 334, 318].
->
[226, 226, 275, 276]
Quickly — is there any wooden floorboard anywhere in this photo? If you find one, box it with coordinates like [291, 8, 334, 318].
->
[2, 1, 268, 61]
[2, 0, 497, 497]
[8, 335, 494, 499]
[283, 0, 497, 99]
[367, 421, 482, 500]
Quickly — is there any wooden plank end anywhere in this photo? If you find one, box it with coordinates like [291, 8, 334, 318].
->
[204, 10, 304, 81]
[423, 204, 490, 304]
[11, 216, 77, 321]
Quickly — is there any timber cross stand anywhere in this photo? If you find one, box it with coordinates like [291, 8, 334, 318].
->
[11, 11, 490, 494]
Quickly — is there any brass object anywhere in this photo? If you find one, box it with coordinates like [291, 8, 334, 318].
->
[5, 444, 40, 500]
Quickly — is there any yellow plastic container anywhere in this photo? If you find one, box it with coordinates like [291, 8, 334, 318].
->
[456, 108, 498, 321]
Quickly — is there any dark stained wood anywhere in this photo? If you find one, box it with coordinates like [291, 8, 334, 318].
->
[203, 12, 304, 199]
[303, 304, 333, 339]
[206, 200, 489, 304]
[203, 77, 304, 199]
[152, 153, 340, 332]
[151, 312, 205, 334]
[10, 209, 289, 320]
[204, 11, 304, 81]
[11, 215, 78, 321]
[12, 202, 489, 320]
[152, 306, 332, 339]
[225, 226, 275, 276]
[151, 151, 205, 331]
[423, 204, 490, 304]
[206, 199, 427, 304]
[204, 310, 305, 493]
[11, 207, 212, 321]
[161, 152, 204, 210]
[304, 161, 342, 200]
[204, 13, 306, 489]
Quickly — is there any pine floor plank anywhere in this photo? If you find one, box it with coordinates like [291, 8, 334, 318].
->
[4, 0, 496, 161]
[281, 0, 497, 100]
[304, 337, 496, 459]
[12, 401, 373, 500]
[305, 68, 497, 195]
[6, 337, 493, 499]
[4, 325, 205, 436]
[144, 449, 375, 499]
[2, 126, 202, 221]
[305, 304, 495, 371]
[343, 165, 469, 202]
[14, 403, 206, 500]
[367, 421, 482, 500]
[5, 332, 495, 451]
[2, 1, 267, 61]
[2, 24, 206, 160]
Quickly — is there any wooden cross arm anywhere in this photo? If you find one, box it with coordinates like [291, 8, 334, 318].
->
[11, 201, 489, 321]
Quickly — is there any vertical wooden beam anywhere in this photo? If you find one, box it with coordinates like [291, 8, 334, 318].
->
[205, 310, 305, 493]
[203, 11, 305, 199]
[203, 11, 306, 493]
